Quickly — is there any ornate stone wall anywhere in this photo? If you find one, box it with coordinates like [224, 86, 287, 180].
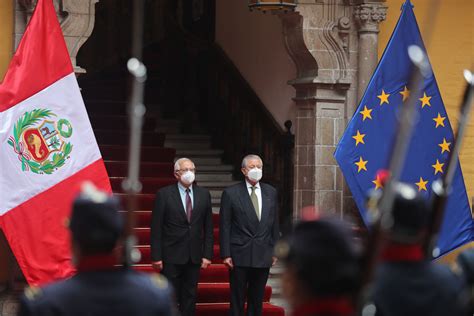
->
[279, 0, 386, 219]
[14, 0, 99, 75]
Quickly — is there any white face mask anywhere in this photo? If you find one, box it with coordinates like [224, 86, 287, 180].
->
[247, 168, 262, 182]
[181, 171, 195, 185]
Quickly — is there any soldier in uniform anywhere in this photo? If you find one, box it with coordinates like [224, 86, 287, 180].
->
[18, 183, 174, 316]
[370, 182, 467, 316]
[275, 218, 361, 316]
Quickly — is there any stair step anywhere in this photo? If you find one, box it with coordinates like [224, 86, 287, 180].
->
[196, 283, 272, 304]
[134, 264, 228, 282]
[133, 228, 220, 245]
[197, 181, 239, 189]
[270, 263, 285, 275]
[121, 212, 220, 228]
[196, 173, 233, 181]
[114, 194, 156, 210]
[110, 177, 176, 194]
[175, 149, 224, 157]
[190, 157, 222, 165]
[266, 278, 282, 296]
[165, 141, 212, 150]
[156, 120, 181, 133]
[267, 298, 289, 313]
[99, 145, 175, 162]
[196, 165, 234, 172]
[136, 245, 222, 264]
[195, 303, 284, 316]
[210, 190, 223, 199]
[166, 134, 211, 141]
[125, 211, 152, 227]
[89, 115, 156, 131]
[105, 161, 173, 177]
[95, 130, 165, 146]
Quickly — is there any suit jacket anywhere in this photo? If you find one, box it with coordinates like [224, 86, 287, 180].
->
[151, 183, 213, 264]
[219, 182, 279, 268]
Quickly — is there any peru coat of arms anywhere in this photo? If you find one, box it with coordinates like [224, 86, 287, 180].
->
[7, 109, 73, 174]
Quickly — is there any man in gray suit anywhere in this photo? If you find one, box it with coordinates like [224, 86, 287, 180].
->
[219, 154, 279, 316]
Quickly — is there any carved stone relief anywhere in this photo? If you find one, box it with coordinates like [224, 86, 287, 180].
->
[14, 0, 99, 75]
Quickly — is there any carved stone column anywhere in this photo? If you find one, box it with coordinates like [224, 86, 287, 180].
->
[14, 0, 99, 75]
[279, 0, 386, 219]
[354, 2, 387, 102]
[290, 79, 350, 218]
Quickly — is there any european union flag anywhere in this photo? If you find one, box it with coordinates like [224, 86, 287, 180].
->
[334, 0, 474, 257]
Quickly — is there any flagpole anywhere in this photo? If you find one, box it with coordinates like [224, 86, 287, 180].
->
[357, 47, 432, 311]
[121, 0, 147, 268]
[424, 69, 474, 258]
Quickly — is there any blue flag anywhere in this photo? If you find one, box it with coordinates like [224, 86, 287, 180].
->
[334, 0, 474, 257]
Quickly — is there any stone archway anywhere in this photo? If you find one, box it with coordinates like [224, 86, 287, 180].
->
[278, 0, 387, 219]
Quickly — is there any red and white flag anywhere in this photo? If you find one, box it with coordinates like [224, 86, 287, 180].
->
[0, 0, 110, 285]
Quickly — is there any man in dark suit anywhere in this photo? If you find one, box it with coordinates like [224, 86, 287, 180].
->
[219, 154, 279, 316]
[151, 158, 214, 316]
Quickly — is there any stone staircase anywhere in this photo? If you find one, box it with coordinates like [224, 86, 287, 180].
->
[76, 36, 288, 313]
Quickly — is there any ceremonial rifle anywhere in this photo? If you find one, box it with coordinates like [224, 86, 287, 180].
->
[356, 46, 432, 313]
[423, 69, 474, 258]
[121, 0, 147, 268]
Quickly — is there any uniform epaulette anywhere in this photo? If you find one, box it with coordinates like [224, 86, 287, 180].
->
[150, 273, 169, 289]
[24, 286, 42, 301]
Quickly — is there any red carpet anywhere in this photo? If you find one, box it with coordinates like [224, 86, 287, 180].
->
[82, 72, 285, 316]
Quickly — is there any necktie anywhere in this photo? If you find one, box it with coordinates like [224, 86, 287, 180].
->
[185, 188, 192, 223]
[250, 186, 260, 221]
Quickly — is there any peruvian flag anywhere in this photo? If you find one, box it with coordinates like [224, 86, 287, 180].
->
[0, 0, 110, 285]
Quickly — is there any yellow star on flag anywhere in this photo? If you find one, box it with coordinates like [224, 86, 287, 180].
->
[360, 106, 373, 121]
[355, 157, 368, 173]
[432, 159, 444, 175]
[432, 113, 446, 128]
[372, 175, 383, 190]
[377, 89, 390, 105]
[352, 130, 366, 146]
[419, 92, 432, 108]
[399, 86, 410, 102]
[438, 138, 451, 154]
[415, 177, 428, 191]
